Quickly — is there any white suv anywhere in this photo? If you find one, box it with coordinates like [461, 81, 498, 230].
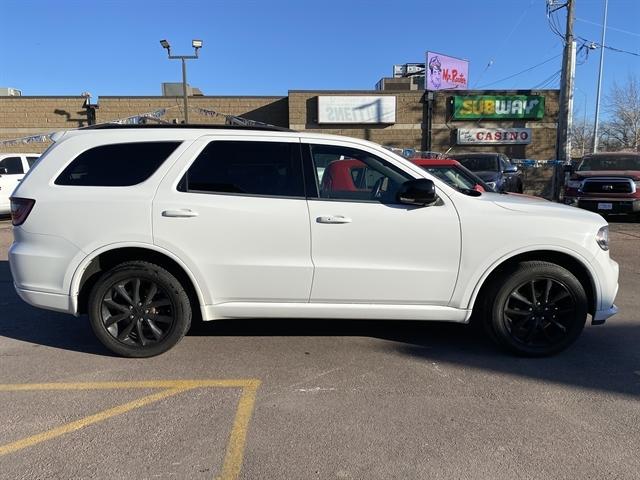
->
[9, 125, 619, 357]
[0, 153, 39, 214]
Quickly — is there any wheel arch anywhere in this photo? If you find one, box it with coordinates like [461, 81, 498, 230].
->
[468, 249, 598, 317]
[72, 244, 206, 319]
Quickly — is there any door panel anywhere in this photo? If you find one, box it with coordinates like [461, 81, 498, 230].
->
[153, 136, 313, 304]
[307, 200, 460, 304]
[303, 140, 461, 305]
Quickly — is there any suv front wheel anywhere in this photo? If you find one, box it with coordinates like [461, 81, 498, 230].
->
[88, 261, 192, 357]
[484, 261, 588, 356]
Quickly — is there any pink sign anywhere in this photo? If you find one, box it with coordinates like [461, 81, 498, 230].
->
[426, 51, 469, 91]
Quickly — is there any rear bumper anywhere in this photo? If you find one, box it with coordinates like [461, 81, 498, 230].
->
[14, 284, 72, 314]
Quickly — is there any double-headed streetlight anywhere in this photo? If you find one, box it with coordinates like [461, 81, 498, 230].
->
[160, 39, 203, 124]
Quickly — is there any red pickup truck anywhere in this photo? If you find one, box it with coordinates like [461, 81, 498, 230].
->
[564, 152, 640, 218]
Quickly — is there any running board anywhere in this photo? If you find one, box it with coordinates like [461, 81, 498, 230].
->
[202, 302, 471, 323]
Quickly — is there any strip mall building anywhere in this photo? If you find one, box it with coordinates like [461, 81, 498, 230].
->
[0, 89, 559, 159]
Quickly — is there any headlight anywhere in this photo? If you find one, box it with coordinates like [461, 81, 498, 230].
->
[485, 181, 497, 191]
[566, 179, 582, 188]
[596, 226, 609, 251]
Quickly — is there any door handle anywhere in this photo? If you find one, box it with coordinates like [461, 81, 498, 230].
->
[316, 215, 352, 224]
[162, 209, 199, 218]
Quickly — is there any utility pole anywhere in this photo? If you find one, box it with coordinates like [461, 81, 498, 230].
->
[556, 0, 576, 165]
[592, 0, 608, 153]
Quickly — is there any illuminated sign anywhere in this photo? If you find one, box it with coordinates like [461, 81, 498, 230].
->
[426, 52, 468, 91]
[453, 95, 545, 119]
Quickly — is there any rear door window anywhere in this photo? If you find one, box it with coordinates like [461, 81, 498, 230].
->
[26, 156, 39, 168]
[179, 140, 304, 198]
[55, 142, 181, 186]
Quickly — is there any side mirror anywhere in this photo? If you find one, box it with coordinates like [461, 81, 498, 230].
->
[0, 167, 7, 175]
[504, 164, 518, 174]
[397, 178, 437, 206]
[563, 163, 574, 174]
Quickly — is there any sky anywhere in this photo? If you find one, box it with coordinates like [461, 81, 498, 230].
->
[1, 0, 639, 121]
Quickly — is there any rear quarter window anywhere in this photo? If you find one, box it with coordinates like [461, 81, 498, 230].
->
[55, 142, 181, 186]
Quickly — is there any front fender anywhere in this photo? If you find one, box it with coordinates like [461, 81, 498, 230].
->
[455, 244, 601, 317]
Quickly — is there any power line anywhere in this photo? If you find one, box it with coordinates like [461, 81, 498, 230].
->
[533, 69, 562, 89]
[576, 35, 640, 57]
[576, 17, 640, 38]
[476, 55, 561, 89]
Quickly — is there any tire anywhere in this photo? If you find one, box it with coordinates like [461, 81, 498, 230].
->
[88, 261, 192, 358]
[483, 261, 587, 356]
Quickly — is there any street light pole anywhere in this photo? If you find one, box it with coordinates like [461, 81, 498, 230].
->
[160, 39, 203, 124]
[592, 0, 608, 153]
[181, 58, 189, 124]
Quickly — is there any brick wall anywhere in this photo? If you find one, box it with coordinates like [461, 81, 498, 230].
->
[0, 97, 88, 153]
[0, 90, 559, 159]
[96, 96, 288, 126]
[0, 96, 288, 154]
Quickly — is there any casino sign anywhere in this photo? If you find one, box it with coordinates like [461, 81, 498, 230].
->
[457, 127, 532, 145]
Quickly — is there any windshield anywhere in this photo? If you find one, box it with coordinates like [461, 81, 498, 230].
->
[457, 156, 499, 172]
[423, 166, 477, 191]
[578, 156, 640, 171]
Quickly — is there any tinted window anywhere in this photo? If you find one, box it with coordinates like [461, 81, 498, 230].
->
[181, 141, 304, 197]
[26, 156, 39, 167]
[0, 156, 24, 175]
[578, 155, 640, 171]
[55, 142, 180, 186]
[457, 155, 499, 172]
[309, 144, 412, 203]
[423, 166, 477, 190]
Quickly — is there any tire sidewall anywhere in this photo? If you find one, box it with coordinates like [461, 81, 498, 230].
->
[88, 263, 191, 358]
[490, 263, 587, 356]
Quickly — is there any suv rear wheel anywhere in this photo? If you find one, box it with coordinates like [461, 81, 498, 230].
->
[88, 261, 192, 357]
[483, 261, 587, 356]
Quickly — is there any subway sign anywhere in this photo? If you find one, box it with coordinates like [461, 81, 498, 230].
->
[453, 95, 545, 119]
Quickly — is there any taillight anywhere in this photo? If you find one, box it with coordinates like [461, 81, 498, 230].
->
[10, 197, 35, 226]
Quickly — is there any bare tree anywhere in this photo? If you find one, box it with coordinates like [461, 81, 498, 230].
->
[570, 106, 592, 159]
[601, 73, 640, 152]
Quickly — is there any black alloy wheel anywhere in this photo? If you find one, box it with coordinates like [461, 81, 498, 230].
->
[88, 261, 192, 357]
[502, 278, 576, 349]
[485, 261, 588, 356]
[100, 277, 174, 347]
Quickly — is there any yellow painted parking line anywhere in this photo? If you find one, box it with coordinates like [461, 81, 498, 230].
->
[218, 381, 260, 480]
[0, 379, 259, 391]
[0, 387, 188, 456]
[0, 379, 261, 480]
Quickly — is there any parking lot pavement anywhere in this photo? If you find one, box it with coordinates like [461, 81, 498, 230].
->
[0, 218, 639, 480]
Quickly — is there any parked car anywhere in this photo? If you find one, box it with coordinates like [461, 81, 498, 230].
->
[9, 125, 618, 357]
[564, 152, 640, 218]
[411, 157, 490, 192]
[0, 153, 39, 214]
[453, 152, 524, 193]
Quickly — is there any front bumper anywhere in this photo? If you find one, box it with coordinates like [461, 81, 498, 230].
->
[564, 197, 640, 214]
[592, 304, 618, 325]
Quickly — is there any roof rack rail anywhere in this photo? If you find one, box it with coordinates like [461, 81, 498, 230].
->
[80, 123, 294, 132]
